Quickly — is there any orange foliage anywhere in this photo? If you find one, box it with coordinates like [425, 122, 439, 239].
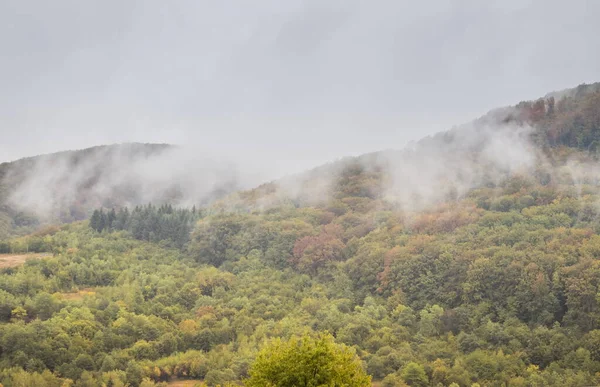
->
[411, 204, 482, 234]
[292, 224, 346, 274]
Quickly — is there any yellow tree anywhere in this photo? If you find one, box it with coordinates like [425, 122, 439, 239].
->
[245, 333, 371, 387]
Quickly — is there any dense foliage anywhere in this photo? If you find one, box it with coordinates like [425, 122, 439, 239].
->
[90, 205, 200, 249]
[0, 84, 598, 386]
[1, 156, 600, 385]
[245, 334, 370, 386]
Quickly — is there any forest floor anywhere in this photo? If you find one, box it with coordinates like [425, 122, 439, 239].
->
[0, 252, 49, 268]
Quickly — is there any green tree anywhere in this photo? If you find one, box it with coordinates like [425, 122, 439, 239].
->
[100, 355, 117, 372]
[74, 353, 95, 371]
[401, 362, 428, 387]
[90, 210, 102, 232]
[125, 361, 144, 387]
[11, 305, 27, 322]
[245, 333, 371, 387]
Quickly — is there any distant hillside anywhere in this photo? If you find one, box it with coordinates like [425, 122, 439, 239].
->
[1, 82, 599, 240]
[0, 143, 240, 239]
[216, 82, 600, 214]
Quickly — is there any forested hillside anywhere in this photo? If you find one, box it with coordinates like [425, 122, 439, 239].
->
[0, 83, 599, 386]
[0, 144, 172, 239]
[0, 143, 240, 240]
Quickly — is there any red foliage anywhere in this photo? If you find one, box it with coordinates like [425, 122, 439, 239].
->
[292, 224, 345, 274]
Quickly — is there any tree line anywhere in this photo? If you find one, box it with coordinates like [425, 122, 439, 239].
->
[89, 204, 201, 249]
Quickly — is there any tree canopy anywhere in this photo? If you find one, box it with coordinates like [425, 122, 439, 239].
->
[0, 84, 598, 386]
[246, 333, 371, 387]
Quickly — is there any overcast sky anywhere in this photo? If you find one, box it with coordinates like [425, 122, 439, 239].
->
[1, 0, 599, 176]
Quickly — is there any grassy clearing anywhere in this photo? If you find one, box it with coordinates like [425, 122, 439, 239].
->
[0, 253, 49, 268]
[58, 288, 97, 301]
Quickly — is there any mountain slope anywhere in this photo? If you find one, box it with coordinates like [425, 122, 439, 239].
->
[0, 143, 241, 239]
[217, 82, 600, 216]
[2, 82, 599, 241]
[0, 82, 599, 386]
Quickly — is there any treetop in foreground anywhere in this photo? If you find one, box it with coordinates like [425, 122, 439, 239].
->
[245, 333, 371, 387]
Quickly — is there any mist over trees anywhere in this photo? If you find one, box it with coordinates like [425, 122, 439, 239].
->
[0, 83, 598, 386]
[0, 143, 241, 241]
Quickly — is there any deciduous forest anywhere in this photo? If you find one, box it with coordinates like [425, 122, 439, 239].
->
[0, 84, 599, 386]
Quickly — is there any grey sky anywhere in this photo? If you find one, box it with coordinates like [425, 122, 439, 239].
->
[1, 0, 599, 177]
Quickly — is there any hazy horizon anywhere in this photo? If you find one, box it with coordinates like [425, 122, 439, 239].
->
[2, 1, 599, 175]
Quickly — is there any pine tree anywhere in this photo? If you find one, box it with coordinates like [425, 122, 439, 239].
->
[98, 209, 107, 232]
[107, 208, 116, 231]
[90, 210, 101, 232]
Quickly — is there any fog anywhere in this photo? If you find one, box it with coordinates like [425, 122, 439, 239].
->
[1, 1, 599, 220]
[4, 144, 263, 219]
[380, 121, 536, 211]
[3, 99, 599, 222]
[1, 1, 599, 174]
